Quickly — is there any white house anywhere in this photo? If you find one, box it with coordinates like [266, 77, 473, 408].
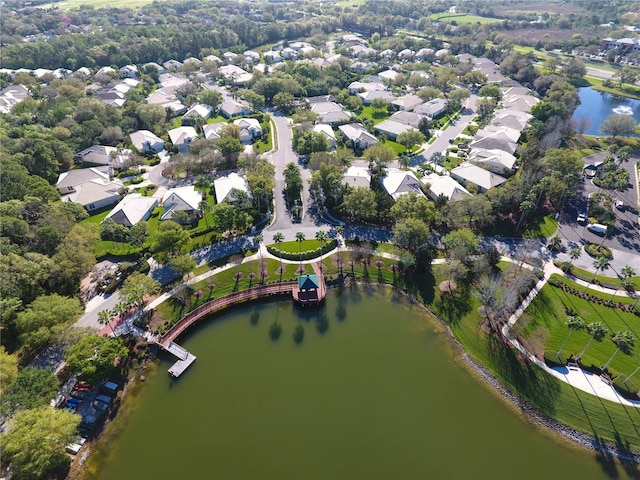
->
[202, 122, 226, 141]
[374, 120, 417, 141]
[75, 146, 133, 168]
[310, 101, 351, 124]
[379, 168, 424, 200]
[414, 98, 447, 119]
[338, 123, 379, 150]
[450, 162, 507, 192]
[129, 130, 165, 153]
[213, 172, 252, 203]
[312, 124, 336, 150]
[168, 126, 198, 153]
[264, 51, 282, 63]
[0, 84, 30, 114]
[468, 148, 517, 174]
[233, 118, 262, 143]
[161, 186, 202, 221]
[358, 90, 396, 105]
[119, 64, 138, 78]
[57, 167, 123, 212]
[105, 193, 158, 227]
[181, 104, 213, 126]
[392, 94, 424, 112]
[219, 100, 251, 118]
[342, 166, 371, 189]
[471, 126, 520, 155]
[422, 173, 470, 201]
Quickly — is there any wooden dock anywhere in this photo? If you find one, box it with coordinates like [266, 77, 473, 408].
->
[162, 341, 196, 378]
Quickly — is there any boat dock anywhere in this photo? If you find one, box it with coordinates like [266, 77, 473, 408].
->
[163, 341, 196, 378]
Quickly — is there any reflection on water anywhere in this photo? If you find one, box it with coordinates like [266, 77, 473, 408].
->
[572, 87, 640, 135]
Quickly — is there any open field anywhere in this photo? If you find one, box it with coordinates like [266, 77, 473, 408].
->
[430, 13, 501, 24]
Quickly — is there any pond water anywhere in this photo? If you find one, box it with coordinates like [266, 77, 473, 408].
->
[573, 87, 640, 136]
[83, 287, 628, 480]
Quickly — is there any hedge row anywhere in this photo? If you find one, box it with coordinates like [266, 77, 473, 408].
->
[266, 239, 337, 261]
[547, 276, 639, 315]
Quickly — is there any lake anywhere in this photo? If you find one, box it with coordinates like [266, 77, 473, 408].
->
[573, 87, 640, 136]
[81, 286, 629, 479]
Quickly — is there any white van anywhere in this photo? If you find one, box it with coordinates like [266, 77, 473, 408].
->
[587, 223, 608, 235]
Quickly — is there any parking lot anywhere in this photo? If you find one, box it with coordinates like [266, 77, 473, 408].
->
[557, 152, 639, 258]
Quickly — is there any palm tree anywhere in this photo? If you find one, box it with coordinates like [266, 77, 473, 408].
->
[194, 175, 210, 194]
[577, 322, 608, 361]
[569, 247, 581, 266]
[621, 266, 635, 291]
[97, 309, 115, 336]
[113, 301, 129, 323]
[315, 230, 328, 267]
[199, 200, 211, 228]
[602, 331, 635, 370]
[583, 256, 610, 293]
[207, 281, 216, 299]
[255, 234, 264, 283]
[557, 315, 585, 360]
[295, 231, 305, 271]
[273, 232, 284, 281]
[548, 235, 562, 252]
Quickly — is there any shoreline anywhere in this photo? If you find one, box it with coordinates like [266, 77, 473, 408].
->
[71, 279, 639, 479]
[395, 283, 640, 465]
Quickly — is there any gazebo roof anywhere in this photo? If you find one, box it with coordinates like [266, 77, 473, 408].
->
[298, 274, 319, 289]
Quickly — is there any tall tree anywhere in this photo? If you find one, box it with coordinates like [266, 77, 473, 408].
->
[577, 322, 608, 361]
[557, 315, 585, 360]
[0, 367, 58, 416]
[392, 218, 430, 252]
[583, 256, 610, 293]
[602, 331, 635, 370]
[296, 231, 306, 269]
[273, 232, 284, 280]
[1, 407, 80, 480]
[600, 114, 636, 138]
[65, 335, 129, 383]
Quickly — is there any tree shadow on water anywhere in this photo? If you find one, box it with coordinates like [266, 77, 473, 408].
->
[613, 432, 640, 479]
[486, 334, 560, 415]
[249, 309, 260, 326]
[592, 435, 620, 480]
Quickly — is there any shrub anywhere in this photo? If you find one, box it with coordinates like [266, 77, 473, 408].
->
[266, 239, 337, 261]
[131, 176, 144, 185]
[584, 243, 612, 259]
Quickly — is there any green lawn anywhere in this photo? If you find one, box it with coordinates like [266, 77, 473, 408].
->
[384, 140, 407, 155]
[358, 106, 390, 125]
[522, 214, 558, 238]
[566, 265, 640, 291]
[273, 239, 323, 254]
[430, 13, 502, 24]
[253, 121, 273, 154]
[519, 281, 640, 382]
[207, 115, 227, 124]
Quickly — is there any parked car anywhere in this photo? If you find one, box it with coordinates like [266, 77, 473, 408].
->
[577, 212, 587, 224]
[615, 200, 625, 211]
[587, 223, 608, 235]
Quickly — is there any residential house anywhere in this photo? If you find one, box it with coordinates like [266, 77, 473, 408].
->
[202, 122, 226, 141]
[168, 126, 198, 153]
[129, 130, 165, 153]
[213, 172, 252, 203]
[163, 59, 183, 71]
[450, 162, 507, 192]
[219, 100, 252, 118]
[342, 166, 371, 189]
[339, 123, 379, 150]
[105, 193, 158, 227]
[347, 81, 386, 95]
[183, 57, 202, 68]
[263, 51, 282, 63]
[414, 98, 446, 119]
[181, 104, 213, 126]
[75, 145, 133, 168]
[223, 52, 238, 64]
[57, 167, 123, 212]
[358, 90, 396, 105]
[119, 64, 138, 78]
[312, 124, 336, 150]
[471, 125, 520, 155]
[601, 37, 640, 54]
[490, 109, 531, 131]
[143, 62, 165, 74]
[377, 69, 400, 83]
[147, 89, 187, 115]
[0, 84, 30, 114]
[468, 148, 517, 174]
[379, 168, 425, 200]
[374, 120, 417, 141]
[350, 61, 373, 73]
[161, 186, 202, 221]
[349, 45, 377, 58]
[233, 118, 262, 143]
[422, 173, 471, 201]
[502, 93, 539, 113]
[389, 111, 424, 129]
[158, 73, 190, 92]
[219, 65, 253, 85]
[392, 94, 424, 112]
[310, 101, 351, 125]
[244, 50, 260, 63]
[397, 49, 415, 61]
[415, 48, 435, 60]
[281, 47, 299, 60]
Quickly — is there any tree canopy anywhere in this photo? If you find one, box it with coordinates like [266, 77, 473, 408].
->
[65, 335, 128, 383]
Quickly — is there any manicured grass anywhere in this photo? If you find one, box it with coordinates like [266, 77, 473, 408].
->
[273, 239, 323, 254]
[568, 265, 640, 291]
[428, 265, 640, 450]
[383, 140, 407, 155]
[430, 13, 502, 24]
[519, 282, 640, 381]
[522, 214, 558, 238]
[581, 76, 640, 100]
[358, 106, 390, 125]
[551, 274, 637, 305]
[254, 121, 273, 153]
[207, 115, 227, 124]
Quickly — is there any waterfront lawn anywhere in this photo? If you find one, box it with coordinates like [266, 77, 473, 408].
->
[426, 265, 640, 451]
[517, 282, 640, 380]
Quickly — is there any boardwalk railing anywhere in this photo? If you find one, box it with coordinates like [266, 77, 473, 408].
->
[157, 282, 297, 347]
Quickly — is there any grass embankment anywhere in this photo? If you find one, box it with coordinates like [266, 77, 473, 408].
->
[428, 265, 640, 451]
[568, 265, 640, 291]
